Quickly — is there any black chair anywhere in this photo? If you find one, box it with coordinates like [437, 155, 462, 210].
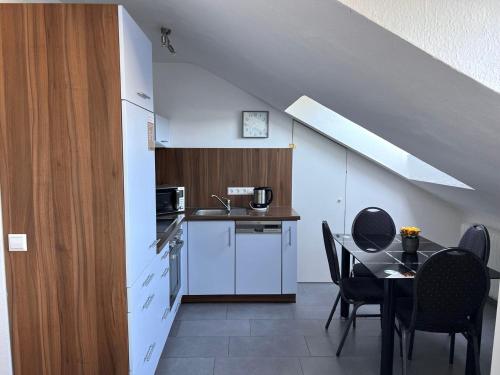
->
[351, 207, 396, 277]
[405, 224, 491, 363]
[322, 221, 384, 356]
[397, 248, 490, 375]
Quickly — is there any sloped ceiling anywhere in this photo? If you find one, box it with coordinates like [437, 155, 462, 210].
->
[69, 0, 500, 218]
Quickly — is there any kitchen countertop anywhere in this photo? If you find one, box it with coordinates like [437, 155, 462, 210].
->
[184, 207, 300, 221]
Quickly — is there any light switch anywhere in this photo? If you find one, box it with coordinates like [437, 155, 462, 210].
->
[8, 234, 27, 251]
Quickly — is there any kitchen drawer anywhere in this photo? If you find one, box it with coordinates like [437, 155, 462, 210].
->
[128, 284, 161, 373]
[127, 259, 160, 313]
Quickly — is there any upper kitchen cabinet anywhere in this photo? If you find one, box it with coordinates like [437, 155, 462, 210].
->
[155, 114, 171, 148]
[119, 6, 154, 112]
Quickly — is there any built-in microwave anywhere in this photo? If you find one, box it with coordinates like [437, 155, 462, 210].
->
[156, 186, 185, 215]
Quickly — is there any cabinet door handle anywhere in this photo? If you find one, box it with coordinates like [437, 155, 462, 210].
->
[149, 239, 161, 249]
[288, 227, 292, 246]
[161, 267, 169, 278]
[162, 306, 170, 320]
[137, 91, 151, 100]
[144, 342, 156, 362]
[142, 273, 154, 288]
[228, 227, 231, 247]
[142, 294, 155, 310]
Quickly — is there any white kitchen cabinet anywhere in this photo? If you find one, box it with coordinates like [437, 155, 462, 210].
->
[281, 221, 298, 294]
[236, 232, 282, 294]
[118, 6, 154, 111]
[155, 114, 170, 148]
[180, 222, 188, 295]
[188, 221, 235, 295]
[122, 101, 157, 286]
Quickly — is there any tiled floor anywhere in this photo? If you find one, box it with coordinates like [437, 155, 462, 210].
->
[156, 283, 498, 375]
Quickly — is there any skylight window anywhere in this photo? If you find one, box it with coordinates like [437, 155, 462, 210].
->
[285, 96, 473, 190]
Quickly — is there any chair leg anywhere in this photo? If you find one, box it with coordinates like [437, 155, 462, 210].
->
[325, 292, 341, 330]
[408, 331, 415, 360]
[472, 333, 481, 375]
[336, 304, 360, 356]
[449, 333, 455, 365]
[401, 329, 409, 375]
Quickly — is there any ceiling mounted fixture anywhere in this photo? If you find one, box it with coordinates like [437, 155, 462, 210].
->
[161, 27, 176, 54]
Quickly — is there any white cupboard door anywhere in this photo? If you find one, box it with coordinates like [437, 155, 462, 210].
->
[122, 101, 156, 286]
[180, 222, 188, 295]
[155, 114, 170, 148]
[188, 221, 235, 295]
[236, 233, 281, 294]
[118, 6, 154, 112]
[282, 221, 298, 294]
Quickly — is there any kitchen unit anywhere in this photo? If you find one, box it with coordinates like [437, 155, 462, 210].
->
[185, 207, 300, 301]
[0, 4, 181, 375]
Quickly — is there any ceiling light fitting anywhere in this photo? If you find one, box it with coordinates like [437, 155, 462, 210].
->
[161, 27, 176, 54]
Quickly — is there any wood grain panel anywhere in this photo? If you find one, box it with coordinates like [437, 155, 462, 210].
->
[156, 148, 293, 207]
[0, 4, 128, 374]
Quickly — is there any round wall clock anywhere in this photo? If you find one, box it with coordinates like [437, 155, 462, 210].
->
[242, 111, 269, 138]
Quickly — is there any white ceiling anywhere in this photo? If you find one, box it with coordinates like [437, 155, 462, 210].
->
[70, 0, 500, 218]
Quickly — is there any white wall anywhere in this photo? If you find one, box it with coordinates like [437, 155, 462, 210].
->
[346, 151, 463, 246]
[154, 62, 466, 282]
[338, 0, 500, 93]
[153, 63, 292, 148]
[0, 190, 13, 375]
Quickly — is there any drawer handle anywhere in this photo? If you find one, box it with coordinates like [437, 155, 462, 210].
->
[142, 273, 155, 288]
[144, 342, 156, 362]
[137, 92, 151, 100]
[161, 267, 169, 278]
[162, 306, 170, 320]
[161, 250, 169, 260]
[288, 227, 292, 246]
[142, 294, 155, 310]
[149, 239, 161, 249]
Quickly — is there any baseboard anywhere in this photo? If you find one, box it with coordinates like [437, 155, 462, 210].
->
[182, 294, 296, 303]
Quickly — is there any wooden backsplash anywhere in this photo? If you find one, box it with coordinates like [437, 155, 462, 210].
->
[156, 148, 293, 207]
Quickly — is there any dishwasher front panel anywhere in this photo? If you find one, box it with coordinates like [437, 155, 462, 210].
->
[235, 232, 282, 294]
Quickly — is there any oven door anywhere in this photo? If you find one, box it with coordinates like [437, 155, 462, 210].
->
[169, 240, 183, 306]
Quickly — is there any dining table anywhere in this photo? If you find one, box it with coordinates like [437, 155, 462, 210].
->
[332, 232, 500, 375]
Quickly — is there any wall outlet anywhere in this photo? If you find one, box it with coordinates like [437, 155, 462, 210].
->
[227, 187, 254, 195]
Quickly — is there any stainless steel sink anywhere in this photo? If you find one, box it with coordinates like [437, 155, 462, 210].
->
[194, 208, 249, 216]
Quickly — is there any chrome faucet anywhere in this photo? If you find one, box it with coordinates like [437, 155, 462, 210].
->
[211, 194, 231, 212]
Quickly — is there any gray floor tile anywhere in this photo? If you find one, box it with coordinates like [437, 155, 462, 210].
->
[163, 336, 229, 357]
[176, 319, 251, 337]
[177, 303, 228, 320]
[293, 304, 335, 320]
[229, 336, 309, 357]
[300, 356, 380, 375]
[155, 357, 214, 375]
[157, 283, 497, 375]
[215, 357, 302, 375]
[306, 335, 382, 357]
[251, 319, 327, 336]
[227, 303, 294, 319]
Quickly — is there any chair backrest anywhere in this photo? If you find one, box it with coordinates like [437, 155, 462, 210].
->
[322, 221, 341, 285]
[412, 248, 490, 331]
[351, 207, 396, 240]
[458, 224, 490, 264]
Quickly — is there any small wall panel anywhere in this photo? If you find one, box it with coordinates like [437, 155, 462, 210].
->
[156, 148, 293, 208]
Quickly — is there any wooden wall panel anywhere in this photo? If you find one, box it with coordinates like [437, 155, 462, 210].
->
[0, 4, 128, 374]
[156, 148, 293, 208]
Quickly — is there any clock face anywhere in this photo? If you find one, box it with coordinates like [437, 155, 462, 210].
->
[242, 111, 269, 138]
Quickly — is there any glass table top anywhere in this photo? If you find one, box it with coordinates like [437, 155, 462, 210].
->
[333, 233, 500, 279]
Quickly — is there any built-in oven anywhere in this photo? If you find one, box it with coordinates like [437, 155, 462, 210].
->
[156, 186, 185, 215]
[169, 230, 184, 307]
